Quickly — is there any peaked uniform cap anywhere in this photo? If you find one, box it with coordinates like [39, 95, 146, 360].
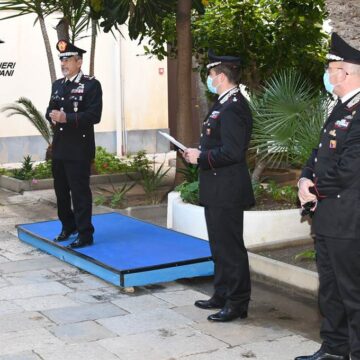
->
[327, 33, 360, 64]
[56, 40, 86, 59]
[207, 49, 241, 69]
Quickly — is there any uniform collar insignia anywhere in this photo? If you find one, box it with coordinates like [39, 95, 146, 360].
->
[219, 87, 240, 104]
[74, 71, 83, 84]
[346, 92, 360, 110]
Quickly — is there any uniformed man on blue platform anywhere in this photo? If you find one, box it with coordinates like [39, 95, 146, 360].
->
[46, 40, 102, 249]
[183, 50, 254, 322]
[296, 33, 360, 360]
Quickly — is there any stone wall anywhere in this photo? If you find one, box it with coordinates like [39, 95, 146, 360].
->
[326, 0, 360, 49]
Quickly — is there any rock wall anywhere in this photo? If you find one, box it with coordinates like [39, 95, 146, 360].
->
[326, 0, 360, 49]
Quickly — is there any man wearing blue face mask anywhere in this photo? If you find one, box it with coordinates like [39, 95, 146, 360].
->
[296, 33, 360, 360]
[183, 50, 254, 322]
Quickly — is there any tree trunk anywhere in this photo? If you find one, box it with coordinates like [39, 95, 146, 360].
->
[251, 160, 267, 183]
[89, 19, 97, 76]
[325, 0, 360, 49]
[175, 0, 193, 184]
[56, 18, 70, 41]
[38, 15, 56, 84]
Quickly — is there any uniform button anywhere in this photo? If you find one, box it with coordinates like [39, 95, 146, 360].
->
[83, 134, 86, 138]
[313, 174, 316, 178]
[319, 143, 322, 147]
[60, 128, 63, 131]
[337, 194, 341, 198]
[198, 146, 201, 149]
[214, 172, 217, 176]
[200, 134, 203, 137]
[61, 97, 64, 100]
[323, 129, 327, 133]
[315, 158, 318, 162]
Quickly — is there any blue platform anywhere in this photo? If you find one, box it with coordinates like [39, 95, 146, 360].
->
[16, 213, 214, 287]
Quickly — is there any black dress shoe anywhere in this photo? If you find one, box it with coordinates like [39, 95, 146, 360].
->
[67, 235, 93, 249]
[295, 349, 349, 360]
[54, 228, 77, 242]
[207, 305, 248, 322]
[195, 298, 226, 310]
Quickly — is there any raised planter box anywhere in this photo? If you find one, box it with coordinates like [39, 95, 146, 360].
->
[0, 172, 140, 193]
[167, 191, 311, 249]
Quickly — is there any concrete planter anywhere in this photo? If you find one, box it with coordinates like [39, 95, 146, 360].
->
[0, 172, 140, 193]
[167, 191, 311, 249]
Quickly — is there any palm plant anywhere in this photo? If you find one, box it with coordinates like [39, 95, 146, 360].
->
[250, 69, 330, 179]
[1, 97, 53, 158]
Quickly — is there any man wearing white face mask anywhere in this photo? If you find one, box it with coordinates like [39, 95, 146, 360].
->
[183, 50, 254, 322]
[296, 33, 360, 360]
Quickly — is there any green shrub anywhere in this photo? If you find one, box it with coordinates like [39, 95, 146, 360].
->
[12, 156, 33, 180]
[176, 181, 199, 205]
[129, 150, 151, 173]
[33, 161, 52, 179]
[94, 146, 131, 174]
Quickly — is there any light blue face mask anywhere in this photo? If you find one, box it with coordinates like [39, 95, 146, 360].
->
[207, 75, 219, 94]
[323, 71, 334, 94]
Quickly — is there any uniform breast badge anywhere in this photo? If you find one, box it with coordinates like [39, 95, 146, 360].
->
[206, 128, 211, 136]
[334, 119, 350, 129]
[73, 101, 78, 112]
[330, 140, 337, 149]
[329, 129, 336, 137]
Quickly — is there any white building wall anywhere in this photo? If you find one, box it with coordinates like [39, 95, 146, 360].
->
[0, 12, 168, 163]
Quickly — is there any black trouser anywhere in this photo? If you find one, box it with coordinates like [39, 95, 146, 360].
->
[315, 234, 360, 359]
[52, 159, 94, 239]
[204, 206, 251, 311]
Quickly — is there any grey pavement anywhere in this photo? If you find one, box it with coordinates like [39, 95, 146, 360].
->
[0, 188, 321, 359]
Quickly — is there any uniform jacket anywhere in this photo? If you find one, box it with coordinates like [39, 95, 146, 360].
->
[46, 71, 102, 161]
[301, 92, 360, 239]
[198, 87, 255, 208]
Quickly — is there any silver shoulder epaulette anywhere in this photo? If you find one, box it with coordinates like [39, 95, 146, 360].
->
[347, 92, 360, 110]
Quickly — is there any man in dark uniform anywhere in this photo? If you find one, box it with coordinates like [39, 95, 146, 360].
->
[183, 50, 254, 322]
[46, 40, 102, 249]
[296, 33, 360, 360]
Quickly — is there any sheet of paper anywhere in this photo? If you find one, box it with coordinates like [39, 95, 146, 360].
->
[158, 131, 187, 151]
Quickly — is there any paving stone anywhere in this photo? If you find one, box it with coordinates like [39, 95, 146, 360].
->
[0, 281, 71, 300]
[173, 304, 215, 323]
[42, 302, 127, 324]
[143, 281, 188, 293]
[193, 320, 293, 347]
[0, 276, 9, 288]
[0, 311, 53, 334]
[60, 274, 110, 291]
[98, 325, 228, 360]
[111, 294, 172, 313]
[0, 240, 34, 254]
[49, 320, 116, 343]
[240, 334, 320, 360]
[66, 287, 126, 304]
[177, 345, 249, 360]
[0, 257, 63, 274]
[0, 351, 41, 360]
[98, 308, 194, 336]
[0, 255, 10, 264]
[14, 295, 80, 312]
[3, 269, 61, 286]
[0, 300, 23, 315]
[0, 250, 45, 262]
[0, 328, 62, 356]
[34, 343, 120, 360]
[153, 289, 205, 307]
[49, 265, 85, 279]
